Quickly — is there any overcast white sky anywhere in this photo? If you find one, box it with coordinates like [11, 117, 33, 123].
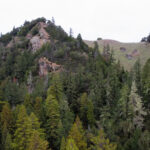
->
[0, 0, 150, 42]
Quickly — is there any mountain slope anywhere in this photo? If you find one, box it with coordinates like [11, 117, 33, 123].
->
[0, 18, 89, 82]
[85, 39, 150, 70]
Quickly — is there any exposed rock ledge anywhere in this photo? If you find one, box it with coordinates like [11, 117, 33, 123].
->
[39, 57, 62, 76]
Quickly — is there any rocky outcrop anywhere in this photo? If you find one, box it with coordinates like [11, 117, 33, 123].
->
[131, 49, 140, 57]
[29, 22, 50, 53]
[125, 49, 140, 60]
[39, 57, 62, 76]
[120, 47, 126, 52]
[30, 36, 49, 53]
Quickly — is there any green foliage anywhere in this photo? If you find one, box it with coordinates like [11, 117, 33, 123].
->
[68, 117, 87, 150]
[128, 81, 146, 129]
[0, 33, 12, 45]
[24, 94, 33, 115]
[70, 51, 85, 61]
[79, 93, 88, 125]
[4, 132, 12, 150]
[60, 137, 66, 150]
[66, 138, 79, 150]
[13, 105, 32, 150]
[4, 81, 26, 106]
[54, 48, 65, 58]
[0, 103, 13, 132]
[45, 20, 68, 41]
[13, 105, 46, 150]
[34, 97, 44, 122]
[45, 86, 62, 149]
[48, 74, 63, 102]
[27, 130, 48, 150]
[17, 18, 45, 37]
[90, 129, 117, 150]
[15, 51, 34, 81]
[116, 84, 129, 119]
[87, 99, 95, 127]
[31, 26, 39, 36]
[133, 59, 142, 95]
[142, 58, 150, 107]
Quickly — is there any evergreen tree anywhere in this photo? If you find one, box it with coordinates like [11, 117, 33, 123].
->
[27, 130, 48, 150]
[4, 132, 12, 150]
[48, 74, 63, 102]
[13, 105, 32, 150]
[142, 58, 150, 107]
[129, 81, 147, 129]
[134, 59, 142, 95]
[66, 138, 79, 150]
[79, 93, 88, 125]
[59, 96, 74, 136]
[114, 84, 134, 138]
[117, 84, 129, 120]
[45, 86, 62, 149]
[29, 112, 44, 137]
[0, 103, 13, 149]
[60, 137, 66, 150]
[34, 97, 44, 122]
[1, 123, 12, 150]
[68, 116, 87, 150]
[24, 94, 33, 115]
[0, 103, 13, 132]
[87, 99, 95, 128]
[50, 74, 74, 136]
[90, 129, 117, 150]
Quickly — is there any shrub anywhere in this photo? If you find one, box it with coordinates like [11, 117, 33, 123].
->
[54, 48, 65, 58]
[70, 51, 84, 60]
[31, 26, 39, 36]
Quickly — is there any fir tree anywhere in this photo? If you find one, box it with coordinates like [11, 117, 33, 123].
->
[24, 94, 33, 115]
[129, 81, 147, 129]
[48, 74, 63, 102]
[60, 137, 66, 150]
[4, 132, 12, 150]
[87, 99, 95, 128]
[66, 138, 79, 150]
[34, 97, 44, 122]
[27, 130, 48, 150]
[29, 112, 45, 137]
[117, 84, 129, 120]
[90, 129, 117, 150]
[68, 116, 87, 150]
[13, 105, 32, 150]
[0, 103, 13, 132]
[45, 86, 62, 149]
[1, 123, 12, 150]
[79, 93, 88, 125]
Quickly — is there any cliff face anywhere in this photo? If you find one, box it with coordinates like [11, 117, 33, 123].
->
[6, 21, 50, 53]
[27, 22, 50, 53]
[38, 57, 62, 76]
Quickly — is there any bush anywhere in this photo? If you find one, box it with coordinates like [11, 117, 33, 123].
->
[54, 48, 65, 58]
[31, 26, 39, 36]
[0, 33, 12, 45]
[70, 51, 83, 60]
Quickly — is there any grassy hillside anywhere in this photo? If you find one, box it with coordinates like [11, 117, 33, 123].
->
[85, 39, 150, 70]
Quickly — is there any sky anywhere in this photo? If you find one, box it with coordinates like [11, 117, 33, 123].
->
[0, 0, 150, 42]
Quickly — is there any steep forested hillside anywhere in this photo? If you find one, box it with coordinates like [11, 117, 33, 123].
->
[0, 18, 150, 150]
